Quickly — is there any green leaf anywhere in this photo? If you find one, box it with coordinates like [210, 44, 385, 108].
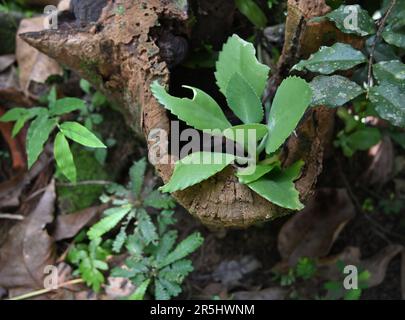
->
[80, 79, 91, 94]
[129, 158, 147, 197]
[369, 82, 405, 127]
[59, 121, 106, 148]
[49, 98, 86, 116]
[235, 0, 268, 29]
[160, 152, 236, 193]
[160, 259, 194, 283]
[310, 75, 364, 107]
[26, 115, 57, 168]
[47, 86, 57, 109]
[226, 72, 264, 123]
[366, 37, 398, 62]
[155, 279, 170, 300]
[382, 20, 405, 49]
[247, 161, 304, 210]
[143, 190, 175, 209]
[0, 107, 47, 137]
[266, 77, 312, 154]
[223, 123, 268, 152]
[325, 5, 376, 36]
[215, 34, 270, 98]
[87, 206, 132, 240]
[137, 209, 158, 245]
[292, 43, 367, 74]
[54, 132, 76, 183]
[151, 81, 231, 131]
[157, 278, 182, 298]
[155, 230, 178, 263]
[0, 108, 28, 122]
[159, 232, 203, 268]
[236, 163, 279, 184]
[128, 279, 150, 300]
[373, 60, 405, 87]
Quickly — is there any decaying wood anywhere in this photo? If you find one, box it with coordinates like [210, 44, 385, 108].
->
[20, 0, 341, 228]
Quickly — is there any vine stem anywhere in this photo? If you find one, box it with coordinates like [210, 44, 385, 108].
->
[7, 279, 84, 301]
[367, 0, 397, 92]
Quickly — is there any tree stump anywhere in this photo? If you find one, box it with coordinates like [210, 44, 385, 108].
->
[20, 0, 338, 228]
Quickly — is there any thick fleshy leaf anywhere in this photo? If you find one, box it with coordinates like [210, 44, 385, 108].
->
[247, 161, 304, 210]
[59, 121, 106, 148]
[226, 72, 264, 123]
[49, 98, 86, 116]
[373, 60, 405, 87]
[310, 75, 364, 107]
[54, 132, 76, 183]
[87, 206, 132, 240]
[292, 43, 367, 74]
[369, 82, 405, 127]
[223, 123, 268, 152]
[235, 0, 268, 29]
[266, 77, 312, 154]
[160, 152, 236, 193]
[151, 81, 231, 131]
[26, 115, 57, 168]
[325, 5, 376, 36]
[236, 163, 279, 184]
[215, 34, 270, 98]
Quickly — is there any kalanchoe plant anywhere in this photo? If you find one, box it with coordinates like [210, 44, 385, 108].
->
[86, 159, 204, 300]
[0, 87, 106, 183]
[151, 34, 313, 210]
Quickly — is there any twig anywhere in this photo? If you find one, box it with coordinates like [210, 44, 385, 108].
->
[367, 0, 397, 91]
[0, 213, 24, 220]
[56, 180, 114, 187]
[7, 279, 84, 301]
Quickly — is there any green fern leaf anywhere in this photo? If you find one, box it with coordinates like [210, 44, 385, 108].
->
[129, 158, 147, 197]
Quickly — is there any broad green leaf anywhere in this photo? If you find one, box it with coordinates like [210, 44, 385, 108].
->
[129, 158, 146, 197]
[223, 123, 268, 152]
[266, 77, 312, 154]
[159, 232, 204, 268]
[226, 72, 264, 123]
[87, 206, 132, 240]
[49, 98, 86, 116]
[236, 163, 279, 184]
[48, 86, 57, 109]
[59, 121, 106, 148]
[1, 107, 46, 137]
[310, 75, 364, 107]
[366, 37, 398, 62]
[160, 152, 236, 193]
[54, 132, 76, 183]
[128, 279, 150, 300]
[325, 5, 375, 36]
[235, 0, 268, 29]
[151, 81, 231, 131]
[247, 161, 304, 210]
[26, 115, 57, 168]
[80, 79, 91, 94]
[373, 60, 405, 87]
[369, 82, 405, 127]
[215, 34, 270, 98]
[0, 108, 28, 122]
[292, 43, 367, 74]
[382, 18, 405, 49]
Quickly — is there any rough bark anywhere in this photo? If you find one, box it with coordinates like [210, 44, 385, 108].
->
[20, 0, 341, 228]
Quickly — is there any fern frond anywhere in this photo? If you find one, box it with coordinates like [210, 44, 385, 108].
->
[87, 206, 131, 240]
[137, 209, 158, 245]
[129, 158, 147, 197]
[159, 232, 204, 268]
[144, 190, 176, 209]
